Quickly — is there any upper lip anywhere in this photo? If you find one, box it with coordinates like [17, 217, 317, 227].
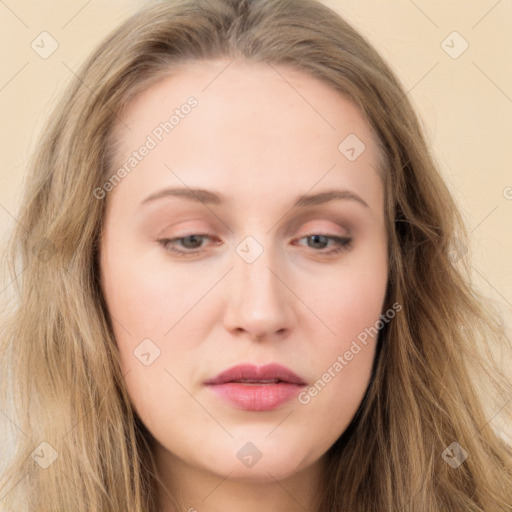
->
[204, 363, 306, 386]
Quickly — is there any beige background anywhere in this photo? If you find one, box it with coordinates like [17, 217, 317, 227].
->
[1, 3, 511, 330]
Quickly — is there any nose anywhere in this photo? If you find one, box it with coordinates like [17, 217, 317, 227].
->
[223, 240, 295, 342]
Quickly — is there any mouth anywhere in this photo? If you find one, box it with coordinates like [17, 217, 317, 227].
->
[203, 363, 306, 411]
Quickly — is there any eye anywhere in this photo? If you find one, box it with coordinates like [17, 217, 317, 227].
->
[294, 234, 353, 255]
[158, 234, 215, 257]
[157, 233, 352, 257]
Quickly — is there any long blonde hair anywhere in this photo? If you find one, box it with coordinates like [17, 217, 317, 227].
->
[1, 0, 511, 510]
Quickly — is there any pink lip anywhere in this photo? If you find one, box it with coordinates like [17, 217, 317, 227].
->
[204, 363, 306, 411]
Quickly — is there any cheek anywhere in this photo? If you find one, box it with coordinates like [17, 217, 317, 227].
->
[297, 248, 387, 416]
[100, 248, 212, 423]
[100, 246, 201, 345]
[305, 249, 388, 343]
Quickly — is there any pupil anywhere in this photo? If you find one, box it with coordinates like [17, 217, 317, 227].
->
[310, 235, 327, 248]
[184, 235, 202, 248]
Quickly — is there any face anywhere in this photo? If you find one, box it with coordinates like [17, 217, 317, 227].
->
[99, 59, 388, 487]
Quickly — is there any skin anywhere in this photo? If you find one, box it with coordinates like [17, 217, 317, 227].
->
[99, 59, 388, 512]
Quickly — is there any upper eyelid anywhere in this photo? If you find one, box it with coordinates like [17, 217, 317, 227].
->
[149, 208, 355, 236]
[162, 219, 352, 239]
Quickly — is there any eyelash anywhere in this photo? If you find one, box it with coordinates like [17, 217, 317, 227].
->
[157, 233, 353, 258]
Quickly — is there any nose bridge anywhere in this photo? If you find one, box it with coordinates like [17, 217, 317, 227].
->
[223, 233, 293, 339]
[234, 234, 284, 309]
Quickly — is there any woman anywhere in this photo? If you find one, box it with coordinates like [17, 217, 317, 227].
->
[1, 0, 511, 510]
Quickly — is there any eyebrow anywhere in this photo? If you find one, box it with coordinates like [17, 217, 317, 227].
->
[140, 187, 369, 209]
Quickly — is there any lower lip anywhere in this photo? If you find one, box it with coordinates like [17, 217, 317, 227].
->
[206, 382, 304, 411]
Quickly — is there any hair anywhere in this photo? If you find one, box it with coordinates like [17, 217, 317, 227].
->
[1, 0, 511, 510]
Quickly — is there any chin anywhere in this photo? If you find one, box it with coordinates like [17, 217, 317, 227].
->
[216, 459, 309, 484]
[205, 440, 319, 483]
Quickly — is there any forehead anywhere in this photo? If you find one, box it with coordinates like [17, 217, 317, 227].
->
[106, 59, 384, 216]
[113, 59, 381, 155]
